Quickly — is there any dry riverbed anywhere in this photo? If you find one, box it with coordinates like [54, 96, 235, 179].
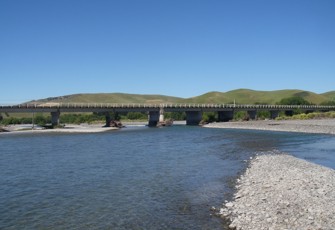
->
[0, 124, 118, 134]
[204, 119, 335, 135]
[218, 153, 335, 230]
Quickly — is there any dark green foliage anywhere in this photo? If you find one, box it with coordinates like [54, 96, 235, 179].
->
[277, 96, 311, 105]
[126, 112, 147, 120]
[320, 100, 335, 106]
[277, 97, 312, 115]
[233, 111, 248, 121]
[164, 112, 186, 120]
[0, 113, 50, 125]
[257, 111, 270, 119]
[34, 114, 50, 125]
[1, 117, 21, 125]
[110, 112, 121, 121]
[202, 112, 217, 123]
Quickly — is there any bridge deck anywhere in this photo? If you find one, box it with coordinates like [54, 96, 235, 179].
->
[1, 103, 335, 113]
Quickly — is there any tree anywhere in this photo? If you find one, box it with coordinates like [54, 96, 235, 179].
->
[277, 97, 311, 105]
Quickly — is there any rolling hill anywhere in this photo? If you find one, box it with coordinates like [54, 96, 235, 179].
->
[321, 91, 335, 101]
[29, 89, 334, 105]
[32, 93, 183, 104]
[185, 89, 329, 105]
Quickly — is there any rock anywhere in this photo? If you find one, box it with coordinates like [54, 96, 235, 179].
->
[210, 206, 216, 211]
[228, 223, 236, 229]
[225, 202, 234, 208]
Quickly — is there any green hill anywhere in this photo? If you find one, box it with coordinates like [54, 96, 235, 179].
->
[32, 93, 183, 104]
[182, 89, 329, 105]
[321, 91, 335, 101]
[30, 89, 334, 105]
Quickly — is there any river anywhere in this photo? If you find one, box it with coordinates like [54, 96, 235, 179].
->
[1, 125, 334, 229]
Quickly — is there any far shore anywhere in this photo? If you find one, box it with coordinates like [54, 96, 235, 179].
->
[0, 120, 189, 135]
[204, 119, 335, 135]
[0, 124, 119, 134]
[2, 119, 335, 135]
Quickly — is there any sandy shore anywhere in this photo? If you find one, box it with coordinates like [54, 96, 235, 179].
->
[0, 124, 118, 134]
[219, 153, 335, 229]
[204, 119, 335, 135]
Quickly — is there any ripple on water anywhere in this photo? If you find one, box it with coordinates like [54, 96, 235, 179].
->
[1, 126, 334, 229]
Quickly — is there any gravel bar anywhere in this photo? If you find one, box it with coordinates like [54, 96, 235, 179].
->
[219, 153, 335, 230]
[204, 119, 335, 135]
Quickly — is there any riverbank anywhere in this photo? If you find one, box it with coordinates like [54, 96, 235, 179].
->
[0, 124, 118, 134]
[204, 119, 335, 135]
[219, 153, 335, 229]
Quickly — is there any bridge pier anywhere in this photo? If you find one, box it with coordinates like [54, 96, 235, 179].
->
[270, 110, 279, 120]
[186, 111, 202, 125]
[218, 111, 234, 122]
[51, 111, 60, 126]
[247, 110, 257, 120]
[148, 111, 160, 127]
[105, 113, 111, 127]
[159, 107, 164, 123]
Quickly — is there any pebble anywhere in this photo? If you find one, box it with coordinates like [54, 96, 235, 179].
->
[218, 153, 335, 229]
[204, 119, 335, 135]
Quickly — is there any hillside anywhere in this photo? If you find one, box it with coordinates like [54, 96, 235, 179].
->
[32, 93, 183, 104]
[183, 89, 329, 105]
[29, 89, 334, 105]
[321, 91, 335, 101]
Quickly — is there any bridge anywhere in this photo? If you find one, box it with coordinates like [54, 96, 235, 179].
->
[1, 103, 335, 126]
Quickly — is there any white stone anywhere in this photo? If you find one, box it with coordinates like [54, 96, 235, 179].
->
[225, 202, 234, 208]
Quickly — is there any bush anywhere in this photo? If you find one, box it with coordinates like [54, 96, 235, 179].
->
[126, 112, 147, 120]
[277, 96, 311, 105]
[202, 112, 217, 122]
[257, 111, 270, 120]
[233, 111, 248, 121]
[164, 112, 186, 120]
[277, 111, 335, 120]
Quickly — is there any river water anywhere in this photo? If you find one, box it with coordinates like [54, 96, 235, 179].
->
[1, 126, 335, 229]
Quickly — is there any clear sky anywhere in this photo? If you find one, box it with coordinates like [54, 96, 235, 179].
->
[1, 0, 334, 103]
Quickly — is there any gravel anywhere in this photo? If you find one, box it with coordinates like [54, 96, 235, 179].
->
[218, 153, 335, 230]
[204, 119, 335, 135]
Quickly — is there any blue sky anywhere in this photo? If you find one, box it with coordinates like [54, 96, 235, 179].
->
[1, 0, 334, 103]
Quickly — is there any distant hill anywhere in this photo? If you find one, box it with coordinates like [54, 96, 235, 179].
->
[29, 89, 335, 105]
[184, 89, 329, 105]
[321, 91, 335, 101]
[31, 93, 183, 105]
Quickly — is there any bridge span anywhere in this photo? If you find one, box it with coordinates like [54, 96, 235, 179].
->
[1, 103, 335, 126]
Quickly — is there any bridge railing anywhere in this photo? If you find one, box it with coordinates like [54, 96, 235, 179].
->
[1, 103, 335, 110]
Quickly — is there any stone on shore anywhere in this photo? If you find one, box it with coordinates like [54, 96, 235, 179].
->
[204, 119, 335, 135]
[219, 153, 335, 229]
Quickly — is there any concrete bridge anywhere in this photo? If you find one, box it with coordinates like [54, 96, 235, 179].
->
[1, 103, 335, 127]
